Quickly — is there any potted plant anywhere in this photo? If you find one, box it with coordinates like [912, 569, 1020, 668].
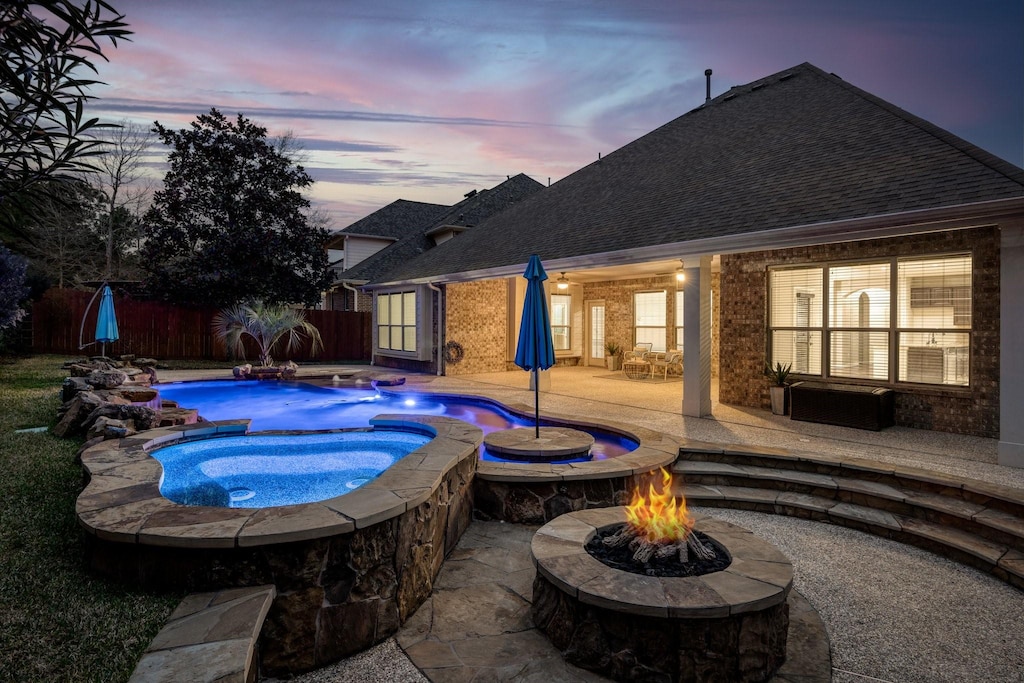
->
[764, 361, 793, 415]
[605, 341, 622, 371]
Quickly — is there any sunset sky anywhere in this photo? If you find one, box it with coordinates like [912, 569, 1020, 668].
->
[88, 0, 1024, 229]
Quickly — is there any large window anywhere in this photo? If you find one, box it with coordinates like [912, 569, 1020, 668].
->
[635, 291, 666, 352]
[768, 254, 971, 386]
[551, 294, 571, 351]
[377, 291, 417, 352]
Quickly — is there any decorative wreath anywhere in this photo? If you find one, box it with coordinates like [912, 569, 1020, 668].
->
[443, 340, 465, 364]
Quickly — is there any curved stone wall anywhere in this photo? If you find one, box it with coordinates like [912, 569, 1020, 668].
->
[76, 415, 482, 676]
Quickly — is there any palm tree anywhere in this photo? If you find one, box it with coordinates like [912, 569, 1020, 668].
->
[213, 301, 323, 367]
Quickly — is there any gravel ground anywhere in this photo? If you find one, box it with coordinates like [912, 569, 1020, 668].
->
[695, 508, 1024, 683]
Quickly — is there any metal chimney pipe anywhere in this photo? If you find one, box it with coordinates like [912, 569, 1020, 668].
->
[705, 69, 712, 102]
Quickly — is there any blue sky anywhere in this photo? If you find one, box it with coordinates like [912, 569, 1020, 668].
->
[89, 0, 1024, 227]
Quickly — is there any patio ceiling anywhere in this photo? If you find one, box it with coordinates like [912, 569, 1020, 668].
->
[557, 255, 721, 283]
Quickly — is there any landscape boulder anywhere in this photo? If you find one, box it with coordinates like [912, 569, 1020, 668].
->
[87, 416, 137, 440]
[87, 368, 127, 389]
[53, 391, 105, 438]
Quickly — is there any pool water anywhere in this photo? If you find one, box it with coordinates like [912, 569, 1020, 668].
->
[157, 380, 636, 462]
[153, 430, 431, 508]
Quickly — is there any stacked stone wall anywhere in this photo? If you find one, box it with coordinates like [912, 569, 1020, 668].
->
[718, 226, 999, 437]
[84, 455, 477, 676]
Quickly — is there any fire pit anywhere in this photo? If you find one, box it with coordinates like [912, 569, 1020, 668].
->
[530, 469, 792, 682]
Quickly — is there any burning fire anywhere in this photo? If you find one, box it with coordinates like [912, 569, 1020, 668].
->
[625, 467, 692, 545]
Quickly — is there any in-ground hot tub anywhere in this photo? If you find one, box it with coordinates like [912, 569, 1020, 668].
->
[152, 430, 432, 508]
[76, 415, 481, 676]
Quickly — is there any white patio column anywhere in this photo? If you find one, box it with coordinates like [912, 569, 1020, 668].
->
[682, 255, 713, 418]
[999, 221, 1024, 467]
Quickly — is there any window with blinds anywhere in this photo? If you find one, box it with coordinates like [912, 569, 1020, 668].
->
[634, 290, 666, 352]
[377, 291, 417, 352]
[828, 262, 890, 380]
[768, 254, 971, 386]
[768, 267, 823, 374]
[897, 255, 971, 386]
[551, 294, 571, 351]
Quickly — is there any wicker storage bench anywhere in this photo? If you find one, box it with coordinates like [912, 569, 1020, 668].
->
[789, 381, 895, 431]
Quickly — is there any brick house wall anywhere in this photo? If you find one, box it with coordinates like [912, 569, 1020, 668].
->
[444, 280, 509, 375]
[581, 275, 680, 356]
[718, 226, 1000, 437]
[581, 273, 720, 378]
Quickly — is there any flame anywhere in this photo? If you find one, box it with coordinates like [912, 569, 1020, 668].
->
[625, 467, 692, 544]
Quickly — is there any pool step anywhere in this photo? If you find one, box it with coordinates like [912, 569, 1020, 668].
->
[674, 446, 1024, 591]
[129, 584, 275, 683]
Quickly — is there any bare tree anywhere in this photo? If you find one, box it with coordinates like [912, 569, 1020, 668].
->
[91, 120, 152, 278]
[21, 180, 104, 287]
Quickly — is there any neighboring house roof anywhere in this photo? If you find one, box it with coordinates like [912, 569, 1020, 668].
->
[349, 173, 544, 284]
[324, 199, 450, 250]
[377, 62, 1024, 285]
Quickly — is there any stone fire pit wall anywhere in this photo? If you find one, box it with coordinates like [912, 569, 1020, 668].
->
[531, 507, 792, 683]
[76, 416, 481, 676]
[473, 423, 682, 524]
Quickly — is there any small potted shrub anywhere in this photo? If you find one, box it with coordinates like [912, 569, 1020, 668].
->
[764, 361, 793, 415]
[605, 341, 622, 371]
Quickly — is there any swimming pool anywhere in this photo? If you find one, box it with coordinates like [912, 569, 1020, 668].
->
[157, 380, 637, 462]
[152, 430, 432, 508]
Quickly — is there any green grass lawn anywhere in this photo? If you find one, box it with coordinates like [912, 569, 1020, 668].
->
[0, 355, 181, 683]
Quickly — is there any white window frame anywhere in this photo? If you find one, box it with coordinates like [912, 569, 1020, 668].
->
[634, 290, 667, 353]
[374, 286, 433, 361]
[550, 293, 571, 351]
[768, 253, 972, 387]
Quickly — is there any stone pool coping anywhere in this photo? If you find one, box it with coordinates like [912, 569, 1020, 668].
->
[376, 387, 680, 483]
[531, 506, 793, 618]
[76, 415, 483, 549]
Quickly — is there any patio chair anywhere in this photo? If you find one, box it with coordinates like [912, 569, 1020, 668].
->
[650, 350, 683, 380]
[623, 343, 653, 363]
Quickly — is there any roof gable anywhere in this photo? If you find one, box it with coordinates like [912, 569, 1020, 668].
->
[325, 199, 450, 249]
[342, 173, 545, 283]
[378, 63, 1024, 284]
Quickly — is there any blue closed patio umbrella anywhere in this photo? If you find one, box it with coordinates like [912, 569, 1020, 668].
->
[95, 284, 119, 357]
[514, 254, 556, 437]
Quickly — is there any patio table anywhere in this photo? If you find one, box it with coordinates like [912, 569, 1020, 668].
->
[623, 360, 652, 380]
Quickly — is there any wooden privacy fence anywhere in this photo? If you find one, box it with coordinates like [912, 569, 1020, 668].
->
[31, 288, 371, 362]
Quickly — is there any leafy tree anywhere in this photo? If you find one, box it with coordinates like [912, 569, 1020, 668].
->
[0, 243, 30, 331]
[212, 301, 323, 367]
[0, 1, 131, 211]
[141, 109, 330, 308]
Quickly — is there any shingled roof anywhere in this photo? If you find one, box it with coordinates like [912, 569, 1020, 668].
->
[325, 199, 450, 249]
[376, 62, 1024, 284]
[347, 173, 544, 284]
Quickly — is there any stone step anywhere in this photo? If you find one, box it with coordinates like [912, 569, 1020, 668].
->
[677, 444, 1024, 515]
[674, 455, 1024, 551]
[682, 484, 1024, 591]
[129, 585, 276, 683]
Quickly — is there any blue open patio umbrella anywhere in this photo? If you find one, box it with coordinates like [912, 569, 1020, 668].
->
[95, 284, 119, 357]
[514, 254, 556, 437]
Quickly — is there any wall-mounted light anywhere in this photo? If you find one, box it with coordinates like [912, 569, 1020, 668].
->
[675, 260, 686, 283]
[556, 272, 570, 290]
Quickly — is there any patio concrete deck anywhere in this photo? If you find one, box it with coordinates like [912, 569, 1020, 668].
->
[158, 364, 1024, 682]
